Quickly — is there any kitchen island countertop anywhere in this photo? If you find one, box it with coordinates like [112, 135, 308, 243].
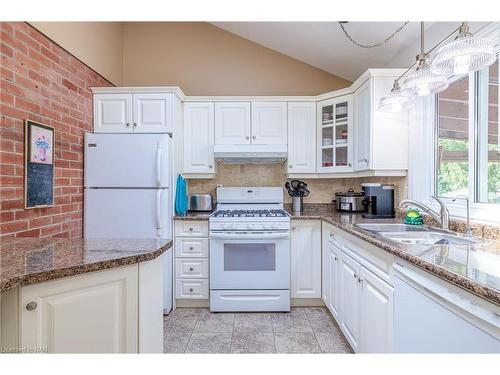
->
[0, 238, 172, 292]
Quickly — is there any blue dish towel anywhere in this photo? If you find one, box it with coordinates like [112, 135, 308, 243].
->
[175, 175, 188, 216]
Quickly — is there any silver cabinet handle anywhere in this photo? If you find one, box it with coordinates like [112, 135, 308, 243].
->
[133, 122, 137, 127]
[209, 165, 213, 169]
[245, 136, 250, 140]
[126, 123, 130, 127]
[189, 288, 194, 292]
[252, 136, 256, 140]
[353, 273, 359, 280]
[334, 256, 338, 261]
[291, 226, 296, 230]
[189, 267, 194, 271]
[26, 302, 37, 311]
[189, 246, 194, 250]
[348, 163, 352, 167]
[289, 165, 293, 168]
[189, 227, 193, 231]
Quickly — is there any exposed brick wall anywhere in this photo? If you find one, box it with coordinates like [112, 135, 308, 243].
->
[1, 22, 112, 238]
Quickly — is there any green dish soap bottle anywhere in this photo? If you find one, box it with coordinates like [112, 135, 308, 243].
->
[404, 208, 423, 226]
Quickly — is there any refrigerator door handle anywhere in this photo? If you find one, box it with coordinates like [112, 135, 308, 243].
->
[156, 189, 162, 232]
[156, 140, 162, 187]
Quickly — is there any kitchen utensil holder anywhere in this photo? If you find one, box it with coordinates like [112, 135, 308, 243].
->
[292, 196, 303, 214]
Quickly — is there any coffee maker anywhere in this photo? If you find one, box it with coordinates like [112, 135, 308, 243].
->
[361, 183, 395, 219]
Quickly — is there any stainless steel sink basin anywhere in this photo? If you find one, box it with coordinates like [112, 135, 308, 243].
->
[379, 231, 476, 245]
[355, 223, 428, 233]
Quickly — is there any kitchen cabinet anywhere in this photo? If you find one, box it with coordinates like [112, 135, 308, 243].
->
[214, 102, 251, 145]
[287, 102, 316, 174]
[174, 220, 210, 303]
[183, 102, 215, 174]
[359, 266, 394, 353]
[20, 265, 138, 353]
[317, 95, 353, 173]
[94, 93, 133, 133]
[290, 220, 321, 299]
[353, 75, 409, 171]
[339, 251, 361, 352]
[94, 92, 174, 133]
[251, 102, 287, 145]
[322, 230, 341, 319]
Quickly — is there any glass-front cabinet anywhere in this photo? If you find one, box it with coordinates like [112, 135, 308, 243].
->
[317, 95, 353, 173]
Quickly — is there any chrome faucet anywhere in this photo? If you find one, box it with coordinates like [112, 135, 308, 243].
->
[399, 196, 450, 230]
[452, 195, 473, 238]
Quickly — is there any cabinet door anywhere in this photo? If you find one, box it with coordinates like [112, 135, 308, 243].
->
[290, 220, 321, 298]
[20, 266, 138, 353]
[327, 242, 341, 319]
[287, 102, 316, 173]
[94, 93, 133, 133]
[133, 93, 173, 133]
[215, 102, 251, 145]
[359, 266, 393, 353]
[339, 251, 361, 352]
[353, 80, 372, 171]
[251, 102, 287, 145]
[183, 102, 215, 174]
[317, 96, 353, 173]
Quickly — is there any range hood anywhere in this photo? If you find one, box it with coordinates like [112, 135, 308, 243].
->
[213, 144, 287, 164]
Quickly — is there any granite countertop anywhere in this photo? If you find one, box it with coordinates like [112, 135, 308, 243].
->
[288, 206, 500, 306]
[0, 238, 172, 292]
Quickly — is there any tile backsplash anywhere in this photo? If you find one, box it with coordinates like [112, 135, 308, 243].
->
[186, 164, 408, 205]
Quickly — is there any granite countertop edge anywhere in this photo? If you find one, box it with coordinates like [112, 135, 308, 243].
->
[0, 240, 172, 293]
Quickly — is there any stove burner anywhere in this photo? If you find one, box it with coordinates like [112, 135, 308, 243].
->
[212, 209, 288, 218]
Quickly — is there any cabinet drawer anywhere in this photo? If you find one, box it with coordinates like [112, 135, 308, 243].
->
[175, 279, 209, 299]
[175, 238, 209, 257]
[175, 258, 209, 278]
[174, 220, 209, 237]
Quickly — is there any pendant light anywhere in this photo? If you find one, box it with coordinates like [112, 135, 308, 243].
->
[431, 22, 496, 75]
[378, 80, 413, 112]
[401, 22, 449, 97]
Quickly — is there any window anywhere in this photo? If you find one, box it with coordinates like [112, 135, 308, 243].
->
[436, 75, 470, 198]
[434, 54, 499, 206]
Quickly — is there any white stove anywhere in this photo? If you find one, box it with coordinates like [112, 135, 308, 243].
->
[209, 187, 291, 312]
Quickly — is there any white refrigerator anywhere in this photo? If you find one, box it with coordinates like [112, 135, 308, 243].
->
[84, 133, 173, 313]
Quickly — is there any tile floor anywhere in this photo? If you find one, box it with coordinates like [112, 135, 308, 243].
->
[163, 307, 353, 354]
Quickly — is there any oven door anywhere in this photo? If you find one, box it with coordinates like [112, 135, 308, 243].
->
[210, 231, 290, 290]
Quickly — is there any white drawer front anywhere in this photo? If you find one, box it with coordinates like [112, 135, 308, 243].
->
[176, 279, 209, 299]
[175, 258, 209, 278]
[174, 221, 209, 237]
[175, 238, 209, 258]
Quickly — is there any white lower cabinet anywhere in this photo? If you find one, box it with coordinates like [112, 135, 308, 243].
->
[20, 265, 138, 353]
[321, 222, 394, 353]
[359, 266, 394, 353]
[290, 220, 321, 298]
[339, 251, 361, 351]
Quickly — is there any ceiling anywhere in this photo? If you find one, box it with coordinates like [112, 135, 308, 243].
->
[211, 22, 457, 81]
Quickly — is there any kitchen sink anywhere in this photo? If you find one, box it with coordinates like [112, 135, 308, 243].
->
[355, 223, 428, 233]
[379, 231, 476, 246]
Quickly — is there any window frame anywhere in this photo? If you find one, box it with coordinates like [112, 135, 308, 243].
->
[408, 22, 500, 224]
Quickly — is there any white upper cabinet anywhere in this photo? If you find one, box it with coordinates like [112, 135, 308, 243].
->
[183, 102, 215, 174]
[353, 81, 371, 171]
[287, 102, 316, 174]
[93, 91, 178, 134]
[214, 102, 251, 145]
[251, 102, 287, 145]
[133, 93, 173, 133]
[94, 93, 133, 133]
[353, 75, 409, 171]
[317, 95, 353, 173]
[290, 220, 321, 299]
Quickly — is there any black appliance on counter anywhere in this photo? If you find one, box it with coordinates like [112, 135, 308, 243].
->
[361, 183, 395, 219]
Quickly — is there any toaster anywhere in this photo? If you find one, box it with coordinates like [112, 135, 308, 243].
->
[188, 194, 212, 211]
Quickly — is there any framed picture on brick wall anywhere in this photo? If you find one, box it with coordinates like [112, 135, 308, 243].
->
[24, 119, 55, 209]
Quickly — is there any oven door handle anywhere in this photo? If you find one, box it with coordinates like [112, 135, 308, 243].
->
[210, 232, 290, 240]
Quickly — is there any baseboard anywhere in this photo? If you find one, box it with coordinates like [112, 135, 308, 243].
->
[291, 298, 325, 307]
[175, 299, 209, 308]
